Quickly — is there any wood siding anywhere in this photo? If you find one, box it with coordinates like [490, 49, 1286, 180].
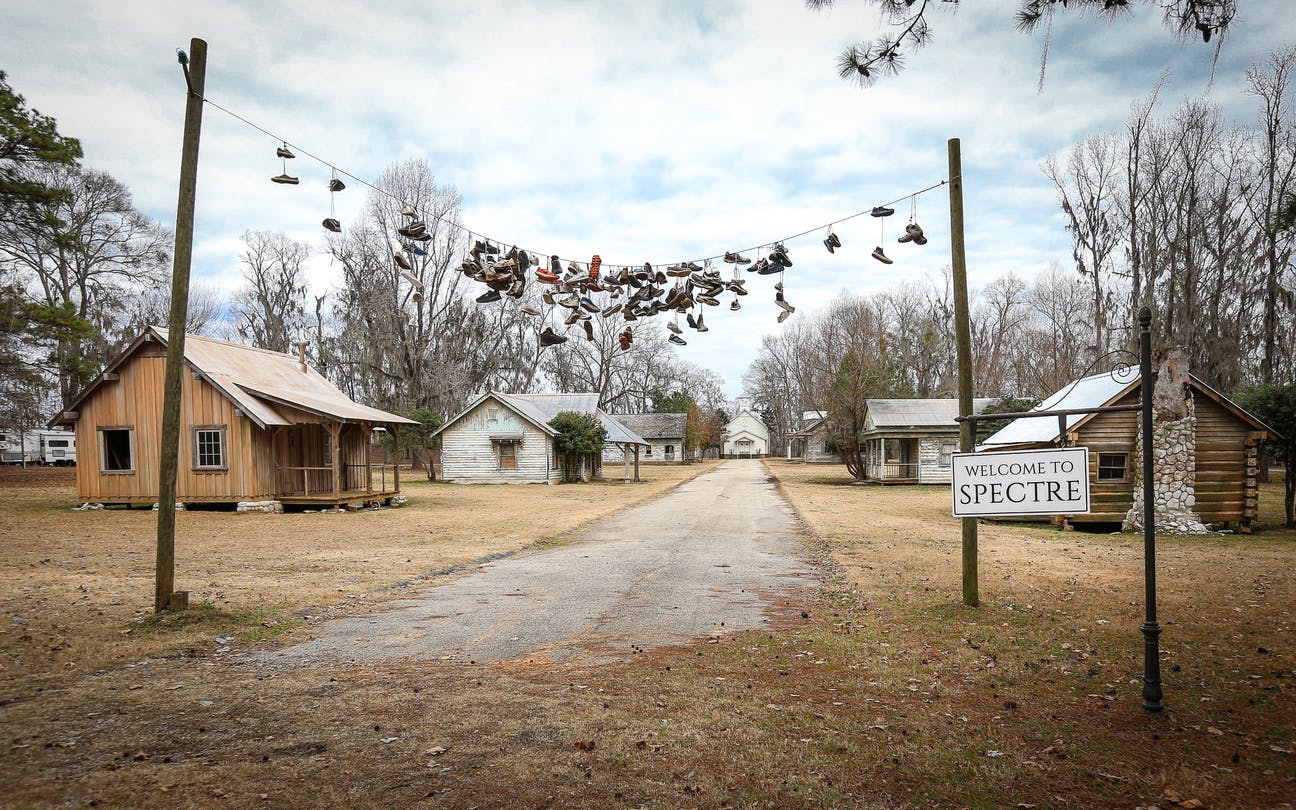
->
[72, 344, 274, 503]
[440, 399, 558, 484]
[1062, 387, 1257, 526]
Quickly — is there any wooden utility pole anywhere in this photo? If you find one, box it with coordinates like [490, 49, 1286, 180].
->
[156, 38, 206, 613]
[949, 137, 978, 607]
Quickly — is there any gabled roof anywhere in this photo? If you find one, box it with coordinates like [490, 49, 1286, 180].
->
[432, 391, 648, 446]
[979, 368, 1279, 448]
[865, 398, 996, 430]
[613, 412, 687, 440]
[55, 326, 415, 430]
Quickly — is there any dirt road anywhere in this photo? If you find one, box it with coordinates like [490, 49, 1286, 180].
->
[256, 460, 816, 667]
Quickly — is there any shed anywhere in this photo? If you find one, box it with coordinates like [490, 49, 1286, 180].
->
[50, 327, 416, 507]
[860, 398, 995, 483]
[433, 392, 647, 484]
[603, 413, 690, 463]
[979, 368, 1277, 530]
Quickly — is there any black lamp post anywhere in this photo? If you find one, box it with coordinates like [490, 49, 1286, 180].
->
[1138, 306, 1163, 712]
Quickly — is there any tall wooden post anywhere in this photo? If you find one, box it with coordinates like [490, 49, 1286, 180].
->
[156, 38, 206, 613]
[949, 137, 978, 608]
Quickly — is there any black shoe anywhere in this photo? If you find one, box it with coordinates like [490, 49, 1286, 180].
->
[329, 178, 346, 192]
[476, 289, 502, 303]
[540, 327, 568, 346]
[322, 218, 341, 233]
[669, 334, 687, 346]
[871, 206, 895, 218]
[686, 312, 698, 329]
[730, 299, 741, 311]
[271, 174, 299, 185]
[583, 320, 594, 341]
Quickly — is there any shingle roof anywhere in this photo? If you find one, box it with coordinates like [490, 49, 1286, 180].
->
[612, 412, 687, 440]
[56, 326, 415, 429]
[865, 398, 996, 429]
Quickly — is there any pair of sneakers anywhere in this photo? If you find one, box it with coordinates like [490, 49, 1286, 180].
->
[271, 144, 299, 184]
[824, 232, 841, 253]
[897, 223, 928, 245]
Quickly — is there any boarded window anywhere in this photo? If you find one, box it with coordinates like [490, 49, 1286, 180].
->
[499, 441, 517, 469]
[939, 442, 957, 467]
[100, 428, 134, 473]
[193, 426, 227, 471]
[1097, 452, 1128, 481]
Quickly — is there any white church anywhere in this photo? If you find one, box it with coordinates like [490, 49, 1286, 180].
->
[722, 397, 771, 458]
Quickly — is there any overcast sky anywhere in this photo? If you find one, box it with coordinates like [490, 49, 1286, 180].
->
[4, 1, 1292, 398]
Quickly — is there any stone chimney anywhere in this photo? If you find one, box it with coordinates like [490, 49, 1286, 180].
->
[1123, 348, 1212, 534]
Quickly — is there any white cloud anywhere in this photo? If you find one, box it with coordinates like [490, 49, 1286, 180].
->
[3, 0, 1290, 396]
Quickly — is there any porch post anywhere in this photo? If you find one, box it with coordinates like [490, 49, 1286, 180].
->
[327, 421, 341, 498]
[634, 444, 640, 482]
[623, 443, 630, 483]
[392, 425, 401, 493]
[362, 424, 373, 495]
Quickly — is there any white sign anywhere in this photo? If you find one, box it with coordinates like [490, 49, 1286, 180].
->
[951, 447, 1091, 517]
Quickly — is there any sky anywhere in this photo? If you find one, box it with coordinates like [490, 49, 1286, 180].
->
[3, 1, 1293, 399]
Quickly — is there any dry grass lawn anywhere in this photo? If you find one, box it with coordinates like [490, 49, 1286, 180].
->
[1, 459, 1293, 809]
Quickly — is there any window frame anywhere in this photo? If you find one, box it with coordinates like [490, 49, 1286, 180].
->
[497, 439, 518, 470]
[1097, 452, 1129, 482]
[938, 442, 957, 468]
[98, 426, 135, 475]
[191, 424, 229, 473]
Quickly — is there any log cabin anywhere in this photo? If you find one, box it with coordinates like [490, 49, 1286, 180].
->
[979, 368, 1278, 531]
[50, 326, 416, 508]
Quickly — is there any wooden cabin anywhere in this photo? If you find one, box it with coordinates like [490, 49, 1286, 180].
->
[979, 369, 1276, 530]
[50, 327, 415, 507]
[787, 411, 839, 464]
[434, 392, 647, 484]
[860, 398, 994, 484]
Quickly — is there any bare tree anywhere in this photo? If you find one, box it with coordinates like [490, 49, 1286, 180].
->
[232, 230, 310, 352]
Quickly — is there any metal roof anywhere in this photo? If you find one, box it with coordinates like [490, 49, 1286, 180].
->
[56, 326, 415, 429]
[865, 398, 996, 429]
[466, 392, 649, 446]
[612, 412, 687, 440]
[979, 368, 1140, 447]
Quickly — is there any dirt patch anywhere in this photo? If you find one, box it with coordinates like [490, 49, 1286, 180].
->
[2, 459, 1293, 808]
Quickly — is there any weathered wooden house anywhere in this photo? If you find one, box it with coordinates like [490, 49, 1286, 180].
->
[860, 398, 995, 484]
[434, 392, 647, 484]
[722, 397, 770, 458]
[786, 411, 839, 463]
[979, 368, 1276, 530]
[602, 413, 690, 464]
[50, 327, 415, 507]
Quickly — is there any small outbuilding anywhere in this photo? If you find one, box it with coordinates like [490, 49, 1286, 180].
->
[722, 397, 770, 458]
[50, 327, 416, 507]
[434, 392, 647, 484]
[602, 413, 690, 464]
[860, 398, 995, 484]
[979, 367, 1277, 531]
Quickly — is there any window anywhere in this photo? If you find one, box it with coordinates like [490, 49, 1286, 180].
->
[48, 440, 69, 448]
[498, 441, 517, 470]
[192, 426, 227, 471]
[1098, 453, 1128, 481]
[939, 442, 957, 467]
[100, 428, 134, 473]
[645, 445, 653, 456]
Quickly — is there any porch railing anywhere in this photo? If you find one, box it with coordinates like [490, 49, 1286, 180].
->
[868, 461, 920, 480]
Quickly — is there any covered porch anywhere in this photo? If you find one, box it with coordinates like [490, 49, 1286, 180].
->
[863, 436, 920, 483]
[270, 420, 403, 506]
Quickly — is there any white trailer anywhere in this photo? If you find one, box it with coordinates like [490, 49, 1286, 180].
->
[40, 429, 76, 465]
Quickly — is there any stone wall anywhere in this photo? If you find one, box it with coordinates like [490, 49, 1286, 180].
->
[1123, 411, 1213, 535]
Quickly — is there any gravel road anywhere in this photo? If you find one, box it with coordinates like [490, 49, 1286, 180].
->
[255, 460, 817, 667]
